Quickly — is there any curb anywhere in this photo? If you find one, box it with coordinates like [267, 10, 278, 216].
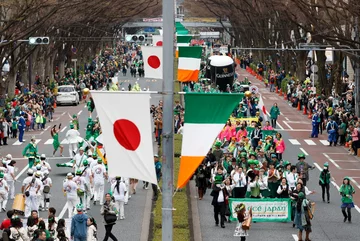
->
[141, 186, 154, 241]
[189, 180, 202, 241]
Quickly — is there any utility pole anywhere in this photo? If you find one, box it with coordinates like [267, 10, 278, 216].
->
[28, 53, 32, 92]
[355, 16, 360, 117]
[161, 0, 175, 240]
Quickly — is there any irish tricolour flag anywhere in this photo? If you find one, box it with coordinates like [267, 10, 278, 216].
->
[177, 93, 243, 188]
[176, 35, 192, 58]
[178, 46, 202, 82]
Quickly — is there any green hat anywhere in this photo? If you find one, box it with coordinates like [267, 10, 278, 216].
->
[344, 176, 351, 181]
[253, 160, 259, 166]
[214, 174, 223, 185]
[35, 159, 41, 163]
[324, 162, 329, 167]
[247, 159, 254, 165]
[249, 152, 256, 158]
[73, 114, 77, 118]
[97, 158, 103, 163]
[240, 153, 247, 158]
[70, 123, 74, 128]
[83, 160, 89, 166]
[283, 160, 290, 166]
[298, 153, 306, 160]
[76, 169, 82, 175]
[92, 153, 97, 157]
[76, 203, 83, 211]
[215, 141, 222, 147]
[271, 153, 277, 158]
[88, 117, 92, 121]
[298, 192, 305, 199]
[0, 172, 4, 178]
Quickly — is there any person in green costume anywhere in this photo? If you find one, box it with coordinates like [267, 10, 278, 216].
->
[87, 97, 95, 118]
[92, 120, 101, 139]
[339, 176, 355, 223]
[85, 118, 94, 140]
[51, 124, 64, 157]
[69, 114, 79, 130]
[22, 136, 38, 168]
[319, 162, 331, 203]
[267, 162, 280, 198]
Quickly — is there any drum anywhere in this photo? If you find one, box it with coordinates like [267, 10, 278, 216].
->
[12, 194, 25, 216]
[77, 189, 85, 197]
[43, 186, 50, 194]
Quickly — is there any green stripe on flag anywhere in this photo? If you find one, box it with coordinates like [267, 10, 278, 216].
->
[177, 30, 189, 35]
[179, 46, 202, 58]
[177, 35, 192, 44]
[184, 93, 244, 124]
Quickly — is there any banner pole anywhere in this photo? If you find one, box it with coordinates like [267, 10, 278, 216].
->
[162, 0, 175, 240]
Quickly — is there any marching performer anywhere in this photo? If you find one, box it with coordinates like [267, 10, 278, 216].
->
[4, 154, 13, 165]
[74, 169, 87, 209]
[65, 123, 80, 158]
[22, 136, 38, 168]
[40, 154, 52, 172]
[121, 177, 130, 204]
[85, 117, 94, 140]
[69, 114, 79, 130]
[22, 169, 42, 217]
[50, 124, 64, 157]
[234, 203, 250, 241]
[72, 147, 87, 172]
[111, 176, 127, 220]
[92, 158, 107, 205]
[3, 160, 16, 199]
[339, 176, 355, 223]
[63, 173, 78, 218]
[311, 111, 320, 138]
[0, 172, 9, 212]
[81, 160, 93, 210]
[39, 170, 52, 211]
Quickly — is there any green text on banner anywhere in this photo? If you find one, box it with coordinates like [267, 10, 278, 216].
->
[229, 198, 292, 222]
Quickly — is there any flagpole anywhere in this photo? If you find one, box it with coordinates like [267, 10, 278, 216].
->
[162, 0, 175, 240]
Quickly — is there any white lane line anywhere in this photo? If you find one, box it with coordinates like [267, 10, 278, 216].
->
[13, 140, 23, 146]
[280, 112, 284, 116]
[61, 112, 66, 115]
[350, 178, 360, 190]
[61, 139, 69, 144]
[35, 139, 41, 145]
[332, 160, 359, 162]
[77, 110, 83, 115]
[320, 140, 329, 146]
[277, 129, 312, 132]
[289, 139, 301, 145]
[282, 121, 293, 130]
[292, 234, 298, 241]
[285, 117, 289, 121]
[58, 203, 68, 219]
[285, 121, 309, 124]
[44, 126, 50, 132]
[12, 156, 71, 160]
[331, 181, 340, 191]
[15, 165, 29, 180]
[355, 205, 360, 214]
[313, 162, 322, 171]
[263, 96, 267, 99]
[323, 153, 341, 169]
[44, 139, 53, 145]
[60, 126, 67, 132]
[304, 139, 316, 145]
[300, 148, 309, 156]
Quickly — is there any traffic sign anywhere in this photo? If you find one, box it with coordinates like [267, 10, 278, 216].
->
[249, 85, 259, 94]
[71, 47, 77, 54]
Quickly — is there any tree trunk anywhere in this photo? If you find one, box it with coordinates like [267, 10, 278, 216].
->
[7, 67, 17, 98]
[295, 51, 308, 82]
[316, 50, 330, 95]
[20, 62, 28, 86]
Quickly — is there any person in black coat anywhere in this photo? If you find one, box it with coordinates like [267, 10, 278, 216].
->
[211, 167, 229, 228]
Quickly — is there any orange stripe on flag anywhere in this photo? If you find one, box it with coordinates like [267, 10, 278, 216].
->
[175, 50, 179, 58]
[178, 69, 200, 82]
[177, 156, 204, 188]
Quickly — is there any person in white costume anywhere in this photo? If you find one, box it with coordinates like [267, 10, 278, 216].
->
[0, 172, 9, 212]
[40, 154, 52, 172]
[88, 153, 98, 170]
[63, 173, 78, 219]
[74, 169, 87, 210]
[92, 158, 107, 205]
[22, 169, 42, 217]
[121, 177, 130, 204]
[39, 170, 52, 211]
[111, 176, 127, 220]
[4, 154, 13, 165]
[81, 160, 93, 210]
[72, 147, 87, 172]
[3, 160, 16, 199]
[65, 123, 80, 158]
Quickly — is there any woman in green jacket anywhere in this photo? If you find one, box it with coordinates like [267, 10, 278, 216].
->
[269, 103, 280, 128]
[339, 176, 355, 223]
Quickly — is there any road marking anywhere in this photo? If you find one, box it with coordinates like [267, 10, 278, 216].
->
[44, 126, 50, 132]
[323, 153, 341, 169]
[289, 139, 301, 145]
[331, 181, 340, 191]
[320, 140, 329, 145]
[266, 111, 284, 130]
[15, 165, 29, 180]
[280, 112, 284, 116]
[285, 117, 289, 121]
[332, 160, 359, 162]
[349, 178, 360, 190]
[304, 139, 316, 145]
[60, 126, 67, 132]
[313, 162, 322, 171]
[277, 129, 312, 132]
[263, 96, 266, 99]
[282, 121, 293, 130]
[61, 112, 66, 115]
[35, 139, 41, 145]
[58, 203, 68, 219]
[77, 110, 83, 115]
[44, 139, 54, 145]
[343, 168, 360, 171]
[13, 140, 23, 145]
[60, 139, 69, 144]
[292, 234, 298, 241]
[355, 205, 360, 214]
[300, 148, 309, 156]
[84, 105, 87, 108]
[285, 120, 309, 124]
[12, 156, 71, 160]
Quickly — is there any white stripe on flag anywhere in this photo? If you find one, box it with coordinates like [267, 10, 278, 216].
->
[178, 57, 201, 71]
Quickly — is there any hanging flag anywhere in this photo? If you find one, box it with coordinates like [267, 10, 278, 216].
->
[176, 35, 192, 58]
[177, 93, 243, 188]
[178, 46, 202, 82]
[159, 29, 163, 36]
[142, 46, 163, 79]
[258, 95, 268, 121]
[152, 35, 163, 46]
[90, 91, 158, 184]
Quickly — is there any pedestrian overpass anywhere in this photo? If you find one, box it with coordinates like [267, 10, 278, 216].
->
[122, 21, 232, 28]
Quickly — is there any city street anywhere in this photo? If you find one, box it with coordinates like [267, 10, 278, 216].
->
[0, 73, 163, 240]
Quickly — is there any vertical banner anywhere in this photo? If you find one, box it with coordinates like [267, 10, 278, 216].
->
[229, 198, 292, 222]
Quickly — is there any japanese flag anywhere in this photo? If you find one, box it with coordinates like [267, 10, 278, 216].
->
[90, 91, 158, 184]
[152, 35, 163, 46]
[142, 46, 163, 79]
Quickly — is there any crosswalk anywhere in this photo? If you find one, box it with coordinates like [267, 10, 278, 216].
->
[289, 139, 330, 146]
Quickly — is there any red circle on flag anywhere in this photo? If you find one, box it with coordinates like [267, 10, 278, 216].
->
[113, 119, 141, 151]
[156, 41, 163, 46]
[147, 55, 160, 69]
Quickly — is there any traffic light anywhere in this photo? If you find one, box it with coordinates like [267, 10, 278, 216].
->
[28, 37, 49, 45]
[125, 35, 145, 42]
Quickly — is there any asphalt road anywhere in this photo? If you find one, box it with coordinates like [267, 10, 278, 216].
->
[196, 69, 360, 241]
[0, 72, 163, 240]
